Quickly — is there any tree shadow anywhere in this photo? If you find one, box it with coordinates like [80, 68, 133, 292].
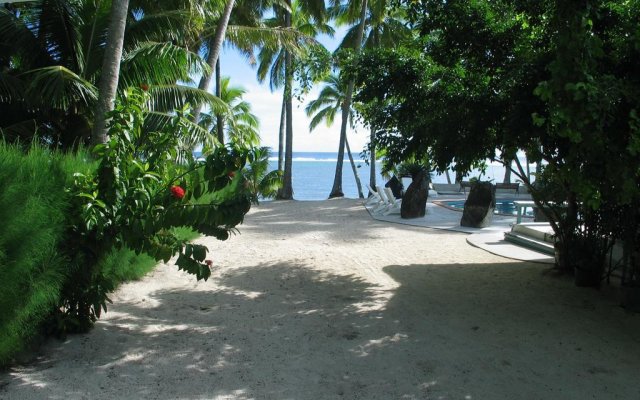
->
[7, 259, 638, 399]
[5, 262, 434, 399]
[381, 262, 640, 399]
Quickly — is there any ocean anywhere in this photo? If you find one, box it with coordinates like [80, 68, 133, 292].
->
[266, 152, 537, 201]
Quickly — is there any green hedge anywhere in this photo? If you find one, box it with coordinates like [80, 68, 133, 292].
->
[0, 143, 194, 367]
[0, 143, 80, 365]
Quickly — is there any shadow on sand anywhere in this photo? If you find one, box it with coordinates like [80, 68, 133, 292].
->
[5, 259, 640, 399]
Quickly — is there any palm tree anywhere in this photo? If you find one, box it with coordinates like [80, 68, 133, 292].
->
[93, 0, 130, 145]
[328, 0, 368, 198]
[198, 76, 260, 149]
[191, 0, 237, 124]
[0, 0, 219, 149]
[243, 146, 282, 203]
[191, 0, 311, 146]
[256, 0, 331, 199]
[305, 74, 364, 198]
[328, 0, 410, 197]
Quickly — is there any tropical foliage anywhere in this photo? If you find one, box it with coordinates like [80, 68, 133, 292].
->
[348, 0, 640, 285]
[0, 0, 219, 149]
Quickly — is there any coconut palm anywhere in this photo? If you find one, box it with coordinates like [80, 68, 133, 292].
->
[0, 0, 220, 150]
[328, 0, 411, 197]
[256, 0, 331, 199]
[198, 76, 260, 150]
[243, 146, 282, 203]
[305, 74, 364, 198]
[93, 0, 130, 144]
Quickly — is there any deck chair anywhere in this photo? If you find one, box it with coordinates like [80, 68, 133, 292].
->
[365, 184, 382, 206]
[372, 185, 392, 214]
[383, 187, 402, 215]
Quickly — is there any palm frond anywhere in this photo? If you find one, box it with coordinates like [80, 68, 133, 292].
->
[120, 41, 211, 87]
[0, 8, 52, 68]
[37, 0, 84, 71]
[19, 65, 97, 110]
[257, 169, 283, 199]
[256, 47, 285, 90]
[147, 84, 229, 115]
[126, 10, 204, 47]
[224, 26, 311, 56]
[0, 119, 39, 142]
[0, 72, 26, 103]
[308, 107, 337, 131]
[145, 110, 212, 149]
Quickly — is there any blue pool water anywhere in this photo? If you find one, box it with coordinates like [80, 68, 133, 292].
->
[441, 200, 534, 217]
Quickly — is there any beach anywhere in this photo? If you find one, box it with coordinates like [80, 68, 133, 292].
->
[2, 199, 639, 399]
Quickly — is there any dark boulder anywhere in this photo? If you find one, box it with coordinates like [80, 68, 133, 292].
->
[401, 171, 429, 219]
[460, 181, 496, 228]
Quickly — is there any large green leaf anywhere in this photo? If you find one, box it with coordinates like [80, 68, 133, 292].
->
[19, 65, 97, 110]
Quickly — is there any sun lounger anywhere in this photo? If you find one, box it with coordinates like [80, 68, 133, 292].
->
[365, 184, 382, 206]
[383, 187, 402, 216]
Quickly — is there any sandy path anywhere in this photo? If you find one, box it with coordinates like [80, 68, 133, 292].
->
[2, 199, 639, 399]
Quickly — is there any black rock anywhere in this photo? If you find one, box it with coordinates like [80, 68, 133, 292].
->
[401, 171, 429, 219]
[460, 181, 496, 228]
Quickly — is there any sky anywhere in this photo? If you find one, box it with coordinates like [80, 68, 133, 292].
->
[216, 26, 368, 153]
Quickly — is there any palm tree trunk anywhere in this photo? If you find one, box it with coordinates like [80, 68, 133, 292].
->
[91, 0, 130, 145]
[345, 135, 364, 198]
[278, 95, 286, 172]
[369, 127, 376, 194]
[329, 0, 368, 198]
[503, 162, 512, 183]
[445, 169, 452, 184]
[215, 59, 224, 143]
[278, 2, 294, 200]
[191, 0, 236, 123]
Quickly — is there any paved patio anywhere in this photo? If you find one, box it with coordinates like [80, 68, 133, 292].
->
[365, 193, 555, 264]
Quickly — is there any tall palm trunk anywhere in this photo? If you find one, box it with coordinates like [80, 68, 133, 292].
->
[369, 127, 376, 194]
[345, 136, 364, 198]
[215, 59, 224, 143]
[278, 2, 294, 199]
[192, 0, 236, 123]
[445, 169, 452, 184]
[329, 0, 368, 198]
[278, 95, 286, 172]
[92, 0, 130, 145]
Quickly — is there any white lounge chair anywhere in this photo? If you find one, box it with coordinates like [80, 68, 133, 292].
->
[383, 187, 402, 216]
[365, 184, 382, 206]
[372, 185, 392, 214]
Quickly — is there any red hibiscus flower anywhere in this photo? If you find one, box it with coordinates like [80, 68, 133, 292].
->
[170, 185, 185, 199]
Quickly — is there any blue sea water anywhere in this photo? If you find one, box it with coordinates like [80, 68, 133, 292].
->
[268, 152, 384, 201]
[266, 152, 537, 201]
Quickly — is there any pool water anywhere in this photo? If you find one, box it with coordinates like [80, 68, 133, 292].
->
[441, 200, 534, 217]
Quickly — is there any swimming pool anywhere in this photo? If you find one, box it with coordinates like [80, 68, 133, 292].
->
[438, 199, 534, 217]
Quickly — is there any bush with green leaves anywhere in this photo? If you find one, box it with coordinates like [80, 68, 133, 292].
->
[56, 88, 253, 332]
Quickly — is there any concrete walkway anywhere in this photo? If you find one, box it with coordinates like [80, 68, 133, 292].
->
[365, 195, 555, 264]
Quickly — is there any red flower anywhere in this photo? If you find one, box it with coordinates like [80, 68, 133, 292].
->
[170, 185, 185, 199]
[205, 259, 213, 267]
[140, 83, 150, 91]
[228, 171, 236, 178]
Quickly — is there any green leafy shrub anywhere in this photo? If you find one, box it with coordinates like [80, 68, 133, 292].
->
[55, 88, 253, 332]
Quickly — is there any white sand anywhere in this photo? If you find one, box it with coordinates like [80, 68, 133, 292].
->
[2, 199, 639, 399]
